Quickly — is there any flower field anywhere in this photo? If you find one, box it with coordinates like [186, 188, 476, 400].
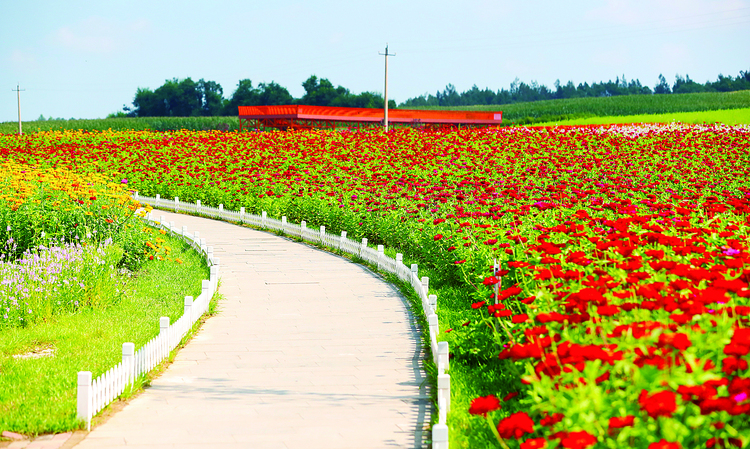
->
[2, 124, 750, 447]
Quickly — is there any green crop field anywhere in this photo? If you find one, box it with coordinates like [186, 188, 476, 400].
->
[531, 107, 750, 127]
[0, 116, 241, 135]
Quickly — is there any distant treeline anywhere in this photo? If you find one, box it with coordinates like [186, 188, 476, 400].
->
[116, 76, 395, 118]
[401, 70, 750, 107]
[114, 69, 750, 118]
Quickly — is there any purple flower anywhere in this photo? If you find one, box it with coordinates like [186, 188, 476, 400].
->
[723, 248, 741, 256]
[121, 178, 128, 184]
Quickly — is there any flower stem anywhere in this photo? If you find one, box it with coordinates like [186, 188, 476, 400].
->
[486, 415, 510, 449]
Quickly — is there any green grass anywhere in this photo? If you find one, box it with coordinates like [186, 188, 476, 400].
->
[0, 230, 209, 435]
[412, 90, 750, 125]
[529, 107, 750, 127]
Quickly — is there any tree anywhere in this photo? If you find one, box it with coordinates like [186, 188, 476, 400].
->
[654, 74, 671, 94]
[256, 82, 294, 106]
[224, 79, 259, 114]
[300, 75, 349, 106]
[132, 87, 165, 116]
[198, 79, 224, 116]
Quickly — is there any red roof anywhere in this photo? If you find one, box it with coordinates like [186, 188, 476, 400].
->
[238, 105, 502, 125]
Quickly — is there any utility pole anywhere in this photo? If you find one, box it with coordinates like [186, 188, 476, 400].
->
[379, 45, 395, 132]
[12, 84, 25, 135]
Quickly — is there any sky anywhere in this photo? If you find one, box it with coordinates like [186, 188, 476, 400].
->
[1, 0, 749, 122]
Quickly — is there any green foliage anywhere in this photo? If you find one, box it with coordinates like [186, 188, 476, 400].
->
[223, 79, 294, 114]
[131, 77, 226, 117]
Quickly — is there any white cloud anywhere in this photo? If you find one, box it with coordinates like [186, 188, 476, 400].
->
[585, 0, 749, 26]
[51, 16, 152, 54]
[10, 50, 39, 72]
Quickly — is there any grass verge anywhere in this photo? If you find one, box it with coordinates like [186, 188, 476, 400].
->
[0, 229, 210, 436]
[530, 107, 750, 127]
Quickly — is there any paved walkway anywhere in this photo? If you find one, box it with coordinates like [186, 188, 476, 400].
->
[71, 210, 429, 448]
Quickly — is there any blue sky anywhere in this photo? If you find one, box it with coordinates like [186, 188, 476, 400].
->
[2, 0, 749, 122]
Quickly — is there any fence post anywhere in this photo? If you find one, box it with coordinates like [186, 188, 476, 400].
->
[377, 245, 384, 270]
[207, 246, 214, 263]
[174, 196, 179, 212]
[156, 193, 160, 203]
[210, 265, 218, 294]
[411, 263, 418, 278]
[429, 294, 438, 312]
[340, 231, 347, 251]
[160, 316, 170, 354]
[421, 276, 429, 294]
[77, 371, 92, 431]
[396, 253, 403, 265]
[438, 373, 451, 412]
[262, 211, 267, 228]
[184, 296, 194, 324]
[429, 314, 439, 342]
[240, 206, 245, 222]
[122, 343, 135, 386]
[301, 220, 306, 239]
[320, 225, 325, 243]
[181, 225, 187, 237]
[438, 341, 450, 372]
[281, 216, 287, 233]
[360, 238, 368, 257]
[433, 424, 449, 449]
[218, 204, 224, 218]
[196, 199, 201, 214]
[202, 279, 211, 301]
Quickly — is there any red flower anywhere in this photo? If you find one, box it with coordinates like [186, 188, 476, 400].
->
[608, 415, 635, 429]
[468, 395, 501, 417]
[472, 301, 486, 309]
[434, 234, 443, 241]
[483, 276, 500, 285]
[454, 259, 467, 264]
[597, 305, 620, 316]
[649, 439, 682, 449]
[503, 392, 519, 401]
[512, 313, 530, 323]
[559, 430, 597, 449]
[497, 412, 535, 439]
[521, 438, 548, 449]
[539, 412, 564, 427]
[722, 357, 748, 375]
[706, 437, 742, 448]
[639, 390, 677, 419]
[658, 333, 692, 351]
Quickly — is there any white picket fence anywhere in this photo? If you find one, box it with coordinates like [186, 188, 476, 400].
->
[76, 213, 218, 431]
[134, 193, 451, 448]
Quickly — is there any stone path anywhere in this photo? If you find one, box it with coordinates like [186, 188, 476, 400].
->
[69, 210, 429, 448]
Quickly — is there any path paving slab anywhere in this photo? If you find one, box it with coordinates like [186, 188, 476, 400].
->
[72, 210, 429, 448]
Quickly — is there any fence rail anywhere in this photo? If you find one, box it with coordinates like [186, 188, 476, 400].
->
[129, 193, 451, 448]
[76, 214, 218, 431]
